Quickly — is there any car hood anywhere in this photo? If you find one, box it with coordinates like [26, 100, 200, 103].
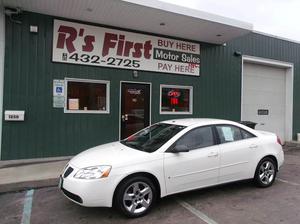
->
[69, 141, 147, 169]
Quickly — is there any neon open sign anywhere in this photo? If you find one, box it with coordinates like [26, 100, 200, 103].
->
[167, 89, 181, 105]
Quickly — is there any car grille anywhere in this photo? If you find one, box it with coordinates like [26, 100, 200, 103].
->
[61, 187, 83, 204]
[63, 166, 74, 178]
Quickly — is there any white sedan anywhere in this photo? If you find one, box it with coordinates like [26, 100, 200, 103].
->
[59, 119, 284, 217]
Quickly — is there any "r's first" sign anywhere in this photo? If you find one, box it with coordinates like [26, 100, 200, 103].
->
[52, 20, 200, 76]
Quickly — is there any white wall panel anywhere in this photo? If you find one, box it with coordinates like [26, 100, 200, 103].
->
[242, 62, 288, 141]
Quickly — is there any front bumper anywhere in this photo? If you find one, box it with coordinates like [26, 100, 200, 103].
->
[59, 164, 117, 207]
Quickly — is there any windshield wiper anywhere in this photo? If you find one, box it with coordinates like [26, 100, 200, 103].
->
[121, 141, 141, 150]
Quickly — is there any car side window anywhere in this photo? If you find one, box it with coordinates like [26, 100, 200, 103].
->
[175, 126, 214, 150]
[216, 125, 243, 143]
[241, 129, 256, 139]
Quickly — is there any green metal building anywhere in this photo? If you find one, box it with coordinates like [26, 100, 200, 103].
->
[0, 0, 299, 160]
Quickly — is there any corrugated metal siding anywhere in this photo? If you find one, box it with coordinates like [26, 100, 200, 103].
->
[226, 33, 300, 139]
[199, 43, 242, 119]
[2, 12, 203, 159]
[2, 11, 300, 160]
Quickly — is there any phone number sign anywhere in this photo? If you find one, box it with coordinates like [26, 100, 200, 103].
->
[52, 20, 200, 76]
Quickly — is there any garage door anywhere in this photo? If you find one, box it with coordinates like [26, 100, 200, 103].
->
[242, 63, 286, 141]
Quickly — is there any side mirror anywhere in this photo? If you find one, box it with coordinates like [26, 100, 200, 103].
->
[173, 144, 189, 153]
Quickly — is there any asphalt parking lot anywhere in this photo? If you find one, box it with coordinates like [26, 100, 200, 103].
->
[1, 149, 300, 224]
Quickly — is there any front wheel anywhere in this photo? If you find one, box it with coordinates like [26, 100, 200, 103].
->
[254, 157, 277, 187]
[114, 176, 157, 218]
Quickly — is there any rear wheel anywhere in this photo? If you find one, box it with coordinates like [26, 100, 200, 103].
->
[114, 176, 157, 218]
[254, 157, 277, 187]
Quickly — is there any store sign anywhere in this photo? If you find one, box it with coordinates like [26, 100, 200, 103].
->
[52, 20, 200, 76]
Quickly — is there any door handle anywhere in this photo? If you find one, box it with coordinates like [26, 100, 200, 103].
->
[208, 152, 218, 157]
[121, 114, 128, 122]
[249, 144, 258, 149]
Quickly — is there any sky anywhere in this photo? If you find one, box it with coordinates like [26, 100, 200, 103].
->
[160, 0, 300, 42]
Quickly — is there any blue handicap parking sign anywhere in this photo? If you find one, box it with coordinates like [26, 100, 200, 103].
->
[56, 87, 63, 93]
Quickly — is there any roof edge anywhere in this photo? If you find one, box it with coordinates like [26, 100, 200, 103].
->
[253, 30, 300, 45]
[123, 0, 253, 31]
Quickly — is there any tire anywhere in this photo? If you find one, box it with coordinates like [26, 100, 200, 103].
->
[254, 157, 277, 188]
[114, 176, 157, 218]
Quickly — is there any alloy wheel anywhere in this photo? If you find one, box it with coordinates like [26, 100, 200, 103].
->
[259, 161, 275, 185]
[122, 181, 153, 215]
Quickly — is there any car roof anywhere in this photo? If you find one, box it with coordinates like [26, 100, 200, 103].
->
[161, 118, 237, 127]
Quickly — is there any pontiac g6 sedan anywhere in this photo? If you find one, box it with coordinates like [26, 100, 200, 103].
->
[59, 119, 284, 217]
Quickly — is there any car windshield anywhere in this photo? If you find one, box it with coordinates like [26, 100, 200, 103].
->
[120, 123, 186, 153]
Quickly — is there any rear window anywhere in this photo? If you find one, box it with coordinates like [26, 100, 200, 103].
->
[216, 125, 256, 144]
[241, 129, 256, 139]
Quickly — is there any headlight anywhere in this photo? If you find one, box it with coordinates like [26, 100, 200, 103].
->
[74, 165, 112, 179]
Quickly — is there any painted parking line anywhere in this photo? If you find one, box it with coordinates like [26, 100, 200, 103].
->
[176, 198, 218, 224]
[277, 178, 300, 186]
[21, 189, 34, 224]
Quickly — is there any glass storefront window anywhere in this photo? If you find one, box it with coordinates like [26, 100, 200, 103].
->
[160, 85, 193, 114]
[65, 78, 110, 113]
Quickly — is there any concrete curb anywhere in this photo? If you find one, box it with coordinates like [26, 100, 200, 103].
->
[0, 156, 72, 169]
[0, 178, 59, 194]
[283, 145, 300, 152]
[0, 160, 67, 194]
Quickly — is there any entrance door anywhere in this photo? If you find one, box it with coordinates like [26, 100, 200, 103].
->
[121, 82, 150, 139]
